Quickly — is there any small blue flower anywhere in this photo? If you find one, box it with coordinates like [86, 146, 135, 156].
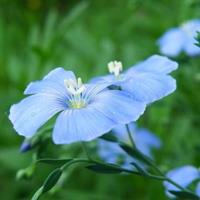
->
[98, 123, 161, 168]
[9, 68, 146, 144]
[158, 19, 200, 57]
[91, 55, 178, 104]
[164, 165, 200, 198]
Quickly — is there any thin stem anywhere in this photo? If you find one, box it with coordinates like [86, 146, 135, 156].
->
[165, 177, 188, 191]
[81, 142, 92, 161]
[125, 124, 136, 148]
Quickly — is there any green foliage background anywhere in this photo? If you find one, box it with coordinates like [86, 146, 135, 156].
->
[0, 0, 200, 199]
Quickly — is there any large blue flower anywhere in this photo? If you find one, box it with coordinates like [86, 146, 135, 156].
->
[158, 19, 200, 57]
[9, 68, 146, 144]
[98, 123, 161, 168]
[91, 55, 178, 104]
[164, 165, 200, 198]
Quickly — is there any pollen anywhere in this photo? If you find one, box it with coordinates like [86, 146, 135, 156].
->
[108, 61, 123, 77]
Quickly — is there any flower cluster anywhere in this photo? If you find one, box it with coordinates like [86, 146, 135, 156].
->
[9, 55, 177, 144]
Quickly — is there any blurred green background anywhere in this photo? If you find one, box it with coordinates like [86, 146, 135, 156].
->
[0, 0, 200, 199]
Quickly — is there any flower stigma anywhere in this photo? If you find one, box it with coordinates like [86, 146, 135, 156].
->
[64, 77, 87, 109]
[108, 61, 123, 78]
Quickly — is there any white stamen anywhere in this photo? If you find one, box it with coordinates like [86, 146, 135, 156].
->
[108, 61, 123, 77]
[64, 78, 86, 95]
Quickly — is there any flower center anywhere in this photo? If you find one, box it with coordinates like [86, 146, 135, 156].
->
[108, 61, 123, 77]
[64, 78, 87, 109]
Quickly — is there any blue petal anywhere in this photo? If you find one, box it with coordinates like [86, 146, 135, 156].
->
[134, 128, 161, 157]
[164, 166, 200, 192]
[127, 55, 178, 74]
[195, 182, 200, 197]
[92, 90, 146, 124]
[158, 28, 185, 57]
[53, 108, 116, 144]
[9, 94, 65, 138]
[43, 67, 76, 84]
[24, 68, 75, 96]
[121, 73, 176, 103]
[184, 36, 200, 56]
[83, 83, 111, 100]
[90, 74, 115, 84]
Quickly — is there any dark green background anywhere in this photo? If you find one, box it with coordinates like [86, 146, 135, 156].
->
[0, 0, 200, 199]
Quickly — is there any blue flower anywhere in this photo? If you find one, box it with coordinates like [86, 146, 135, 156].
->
[158, 19, 200, 57]
[98, 123, 161, 168]
[91, 55, 178, 104]
[9, 68, 146, 144]
[164, 165, 200, 198]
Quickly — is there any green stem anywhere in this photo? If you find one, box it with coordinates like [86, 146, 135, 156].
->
[165, 177, 188, 191]
[125, 124, 136, 148]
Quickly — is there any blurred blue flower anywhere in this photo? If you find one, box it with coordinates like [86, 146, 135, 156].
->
[158, 19, 200, 57]
[91, 55, 178, 104]
[164, 165, 200, 198]
[9, 68, 146, 144]
[98, 123, 161, 168]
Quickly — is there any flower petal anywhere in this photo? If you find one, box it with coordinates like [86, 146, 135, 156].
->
[24, 68, 75, 96]
[195, 182, 200, 197]
[184, 36, 200, 56]
[92, 90, 146, 124]
[53, 108, 116, 144]
[122, 73, 176, 103]
[164, 166, 200, 192]
[9, 94, 65, 138]
[158, 28, 185, 57]
[127, 55, 178, 74]
[134, 128, 161, 157]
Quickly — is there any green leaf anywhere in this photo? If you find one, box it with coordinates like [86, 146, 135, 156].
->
[36, 158, 73, 166]
[169, 190, 200, 200]
[42, 168, 63, 193]
[119, 143, 153, 166]
[86, 163, 123, 174]
[130, 162, 149, 176]
[31, 187, 43, 200]
[100, 132, 118, 142]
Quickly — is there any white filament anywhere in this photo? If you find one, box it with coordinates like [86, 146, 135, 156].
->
[108, 61, 123, 77]
[64, 77, 86, 95]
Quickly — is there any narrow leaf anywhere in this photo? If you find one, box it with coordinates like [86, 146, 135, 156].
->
[119, 143, 153, 166]
[31, 187, 43, 200]
[86, 163, 123, 174]
[130, 162, 149, 176]
[42, 168, 62, 193]
[169, 190, 199, 200]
